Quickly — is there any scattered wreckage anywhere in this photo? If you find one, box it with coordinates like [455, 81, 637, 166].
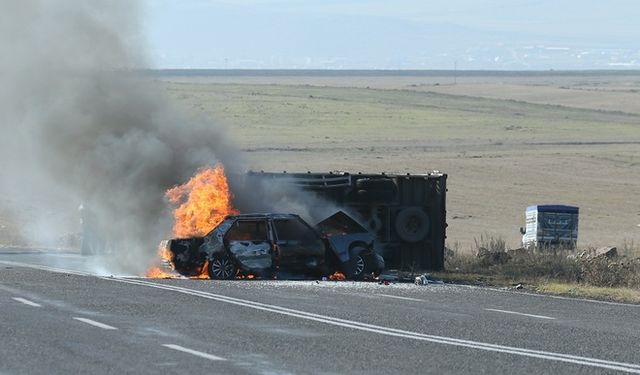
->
[166, 211, 385, 280]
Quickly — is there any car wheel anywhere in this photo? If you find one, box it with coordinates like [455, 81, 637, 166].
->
[207, 255, 237, 280]
[353, 254, 366, 279]
[349, 248, 370, 280]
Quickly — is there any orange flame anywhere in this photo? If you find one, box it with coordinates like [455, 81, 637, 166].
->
[145, 241, 176, 278]
[166, 164, 238, 238]
[191, 260, 211, 279]
[145, 266, 174, 279]
[146, 165, 238, 279]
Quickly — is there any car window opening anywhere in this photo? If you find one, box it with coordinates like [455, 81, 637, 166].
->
[274, 219, 317, 243]
[226, 220, 268, 242]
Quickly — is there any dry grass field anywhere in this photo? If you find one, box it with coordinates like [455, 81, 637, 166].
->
[158, 71, 640, 253]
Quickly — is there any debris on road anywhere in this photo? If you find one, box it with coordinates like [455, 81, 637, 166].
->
[415, 274, 429, 285]
[413, 273, 444, 286]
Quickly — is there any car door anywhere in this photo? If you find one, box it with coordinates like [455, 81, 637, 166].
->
[273, 217, 325, 272]
[224, 219, 274, 272]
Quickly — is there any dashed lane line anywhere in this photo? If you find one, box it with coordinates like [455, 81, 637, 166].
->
[485, 308, 556, 320]
[12, 297, 41, 307]
[378, 294, 424, 302]
[113, 278, 640, 374]
[72, 317, 118, 330]
[4, 260, 640, 373]
[162, 344, 226, 361]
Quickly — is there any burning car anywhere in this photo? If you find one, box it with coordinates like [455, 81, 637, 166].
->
[166, 211, 385, 280]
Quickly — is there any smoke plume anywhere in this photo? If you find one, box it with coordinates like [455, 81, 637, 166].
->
[0, 1, 240, 274]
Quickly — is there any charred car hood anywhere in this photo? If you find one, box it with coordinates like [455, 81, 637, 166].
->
[315, 211, 375, 263]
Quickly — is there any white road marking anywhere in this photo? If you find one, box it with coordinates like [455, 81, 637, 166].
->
[378, 294, 424, 302]
[485, 308, 556, 320]
[12, 297, 41, 307]
[4, 259, 640, 308]
[4, 261, 640, 373]
[72, 317, 118, 330]
[110, 278, 640, 374]
[162, 344, 226, 361]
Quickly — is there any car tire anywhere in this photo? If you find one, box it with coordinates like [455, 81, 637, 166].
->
[207, 255, 237, 280]
[395, 207, 429, 243]
[349, 248, 369, 280]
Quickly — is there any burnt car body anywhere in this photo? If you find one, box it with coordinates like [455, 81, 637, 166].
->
[167, 212, 385, 280]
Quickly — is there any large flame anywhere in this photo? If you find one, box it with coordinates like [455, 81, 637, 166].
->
[166, 164, 238, 238]
[146, 165, 238, 278]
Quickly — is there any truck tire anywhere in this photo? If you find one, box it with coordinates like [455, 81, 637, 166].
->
[395, 207, 429, 243]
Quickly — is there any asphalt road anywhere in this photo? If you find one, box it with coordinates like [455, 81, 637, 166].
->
[1, 249, 639, 374]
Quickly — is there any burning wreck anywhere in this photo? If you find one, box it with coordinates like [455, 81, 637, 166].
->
[144, 164, 385, 280]
[144, 164, 446, 279]
[166, 212, 384, 280]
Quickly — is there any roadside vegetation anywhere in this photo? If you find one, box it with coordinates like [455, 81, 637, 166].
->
[436, 235, 640, 303]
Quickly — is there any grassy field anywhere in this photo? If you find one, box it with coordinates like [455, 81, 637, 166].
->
[159, 72, 640, 251]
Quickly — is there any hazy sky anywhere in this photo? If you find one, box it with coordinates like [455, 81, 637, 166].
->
[143, 0, 640, 69]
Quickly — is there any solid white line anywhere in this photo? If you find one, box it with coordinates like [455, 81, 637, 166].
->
[5, 261, 640, 373]
[378, 294, 424, 302]
[110, 278, 640, 374]
[485, 308, 556, 320]
[162, 344, 226, 361]
[72, 317, 118, 330]
[12, 297, 41, 307]
[3, 259, 639, 308]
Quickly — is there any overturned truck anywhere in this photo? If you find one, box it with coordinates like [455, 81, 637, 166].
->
[246, 171, 447, 270]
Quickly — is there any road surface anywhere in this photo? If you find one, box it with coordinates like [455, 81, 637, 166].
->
[1, 249, 639, 374]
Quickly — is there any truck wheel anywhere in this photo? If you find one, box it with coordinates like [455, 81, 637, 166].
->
[395, 207, 429, 243]
[208, 255, 237, 280]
